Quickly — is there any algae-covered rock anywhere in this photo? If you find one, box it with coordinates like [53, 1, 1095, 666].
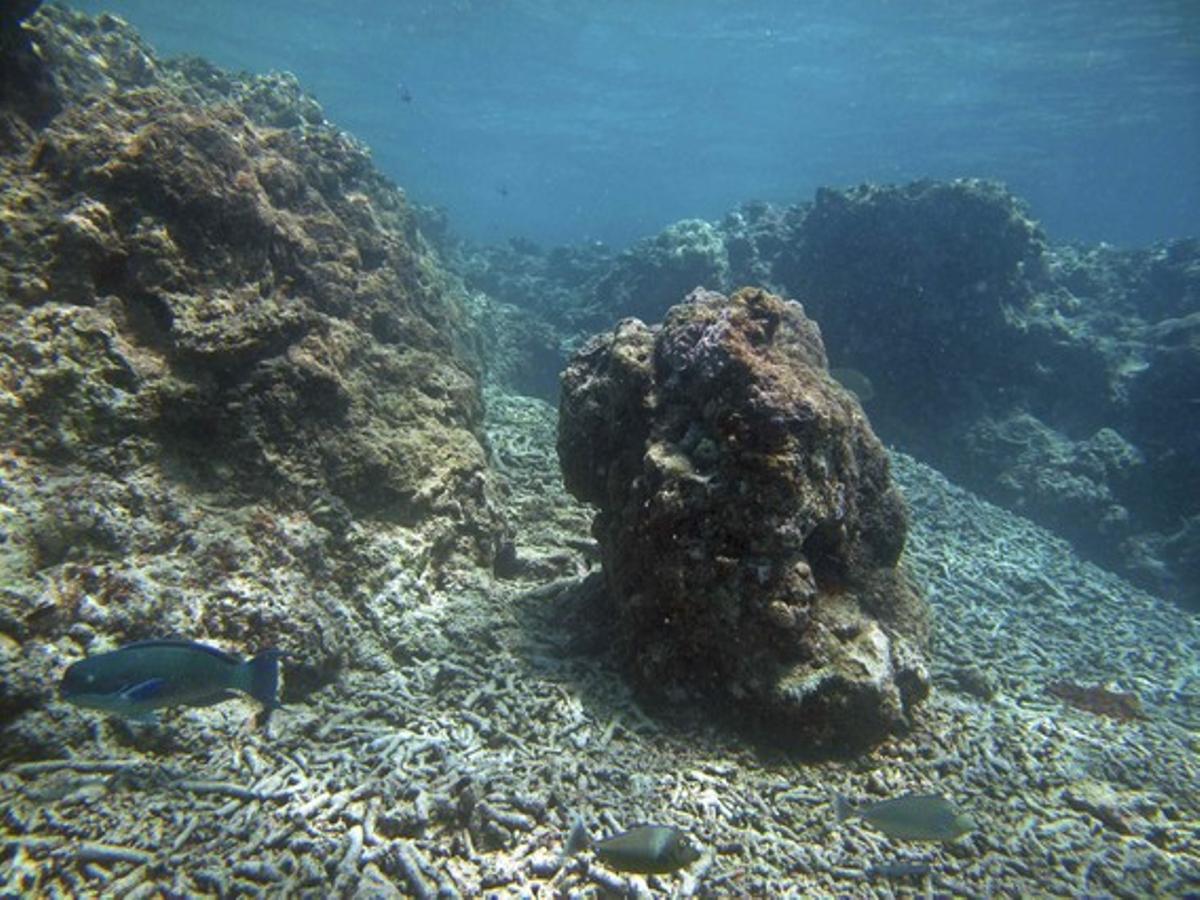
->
[777, 179, 1048, 448]
[438, 175, 1198, 606]
[0, 7, 504, 756]
[964, 414, 1143, 554]
[558, 287, 930, 751]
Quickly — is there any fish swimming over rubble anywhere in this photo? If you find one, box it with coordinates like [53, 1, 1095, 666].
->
[865, 860, 932, 879]
[565, 819, 701, 874]
[836, 793, 975, 842]
[1046, 680, 1146, 722]
[60, 639, 282, 722]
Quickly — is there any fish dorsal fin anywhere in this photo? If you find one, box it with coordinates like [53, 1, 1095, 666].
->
[564, 818, 592, 857]
[895, 793, 950, 805]
[119, 640, 242, 665]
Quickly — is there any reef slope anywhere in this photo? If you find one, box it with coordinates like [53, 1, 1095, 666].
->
[0, 5, 503, 756]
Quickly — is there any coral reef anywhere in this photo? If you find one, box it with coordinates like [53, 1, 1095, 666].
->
[431, 233, 617, 399]
[1, 9, 1197, 898]
[449, 220, 738, 401]
[558, 287, 930, 751]
[456, 182, 1199, 607]
[3, 352, 1198, 897]
[0, 6, 504, 756]
[963, 415, 1143, 556]
[777, 180, 1047, 443]
[773, 187, 1198, 606]
[590, 219, 730, 326]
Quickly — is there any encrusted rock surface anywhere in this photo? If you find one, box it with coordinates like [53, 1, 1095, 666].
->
[778, 180, 1048, 444]
[558, 287, 930, 751]
[963, 415, 1144, 556]
[589, 219, 730, 326]
[0, 6, 504, 756]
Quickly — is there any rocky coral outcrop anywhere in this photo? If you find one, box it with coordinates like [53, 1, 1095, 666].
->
[450, 221, 737, 400]
[431, 233, 617, 398]
[0, 7, 504, 757]
[777, 180, 1049, 445]
[558, 287, 930, 751]
[467, 180, 1198, 607]
[767, 186, 1199, 606]
[963, 415, 1144, 557]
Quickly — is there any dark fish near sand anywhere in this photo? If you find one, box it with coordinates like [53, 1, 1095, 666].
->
[60, 639, 282, 722]
[566, 819, 701, 875]
[836, 793, 974, 842]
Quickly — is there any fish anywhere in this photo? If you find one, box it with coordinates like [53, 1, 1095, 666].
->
[60, 639, 282, 723]
[836, 793, 975, 842]
[830, 367, 875, 403]
[865, 860, 932, 879]
[1046, 680, 1145, 722]
[565, 819, 701, 875]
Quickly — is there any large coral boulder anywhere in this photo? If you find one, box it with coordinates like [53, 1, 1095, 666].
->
[558, 287, 930, 751]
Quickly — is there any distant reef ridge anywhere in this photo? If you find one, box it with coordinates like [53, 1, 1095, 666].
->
[444, 183, 1200, 610]
[0, 5, 506, 756]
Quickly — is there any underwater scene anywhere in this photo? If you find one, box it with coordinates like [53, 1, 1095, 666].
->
[1, 1, 1198, 897]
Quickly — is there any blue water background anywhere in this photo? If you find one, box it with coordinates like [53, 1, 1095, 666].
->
[69, 0, 1199, 248]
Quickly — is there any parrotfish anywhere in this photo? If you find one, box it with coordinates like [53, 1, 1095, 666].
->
[60, 639, 282, 722]
[565, 819, 701, 875]
[836, 793, 975, 842]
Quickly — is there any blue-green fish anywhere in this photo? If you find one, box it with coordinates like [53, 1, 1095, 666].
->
[836, 793, 975, 842]
[566, 819, 701, 875]
[60, 640, 282, 722]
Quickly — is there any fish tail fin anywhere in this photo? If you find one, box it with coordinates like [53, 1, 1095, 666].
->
[834, 793, 855, 823]
[563, 816, 591, 859]
[244, 649, 283, 711]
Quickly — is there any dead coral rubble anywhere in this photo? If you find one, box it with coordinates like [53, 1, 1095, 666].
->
[558, 287, 930, 751]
